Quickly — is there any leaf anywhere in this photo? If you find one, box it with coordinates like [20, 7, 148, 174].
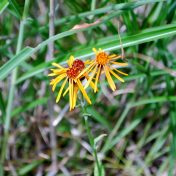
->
[0, 92, 6, 120]
[86, 107, 111, 130]
[11, 97, 48, 118]
[103, 96, 176, 153]
[16, 23, 176, 83]
[0, 47, 34, 81]
[0, 0, 9, 14]
[18, 160, 43, 175]
[72, 20, 100, 29]
[94, 162, 105, 176]
[40, 0, 166, 31]
[8, 0, 23, 18]
[94, 134, 107, 146]
[0, 2, 173, 81]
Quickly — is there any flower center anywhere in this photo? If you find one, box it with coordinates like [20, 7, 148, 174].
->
[66, 59, 85, 79]
[67, 67, 78, 79]
[72, 59, 85, 72]
[96, 52, 108, 65]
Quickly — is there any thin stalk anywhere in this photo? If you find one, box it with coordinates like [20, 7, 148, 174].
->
[47, 0, 57, 175]
[91, 0, 96, 11]
[0, 0, 30, 174]
[83, 116, 101, 175]
[80, 100, 101, 175]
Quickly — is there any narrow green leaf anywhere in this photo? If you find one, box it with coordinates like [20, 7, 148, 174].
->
[94, 134, 107, 146]
[0, 47, 34, 80]
[40, 0, 166, 32]
[109, 116, 142, 151]
[170, 107, 176, 158]
[103, 96, 176, 152]
[11, 97, 48, 117]
[86, 107, 111, 130]
[15, 23, 176, 83]
[94, 162, 105, 176]
[18, 160, 43, 175]
[8, 0, 23, 18]
[0, 0, 9, 14]
[0, 92, 6, 118]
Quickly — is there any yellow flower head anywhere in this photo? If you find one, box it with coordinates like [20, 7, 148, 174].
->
[80, 48, 128, 92]
[48, 56, 92, 111]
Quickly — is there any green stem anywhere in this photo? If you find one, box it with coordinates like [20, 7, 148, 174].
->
[83, 116, 101, 175]
[0, 0, 30, 174]
[80, 99, 101, 175]
[91, 0, 96, 11]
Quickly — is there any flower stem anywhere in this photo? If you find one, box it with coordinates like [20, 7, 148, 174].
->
[83, 116, 101, 174]
[80, 99, 101, 175]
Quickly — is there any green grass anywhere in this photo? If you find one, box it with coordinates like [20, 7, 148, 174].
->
[0, 0, 176, 175]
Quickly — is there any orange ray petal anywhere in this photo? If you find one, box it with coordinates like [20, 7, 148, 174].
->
[84, 74, 96, 90]
[104, 65, 116, 91]
[109, 69, 125, 82]
[110, 61, 128, 66]
[77, 79, 91, 104]
[109, 54, 122, 60]
[68, 55, 74, 67]
[69, 79, 73, 110]
[52, 62, 64, 69]
[84, 65, 98, 89]
[94, 66, 101, 93]
[73, 86, 78, 108]
[56, 77, 68, 103]
[114, 69, 128, 76]
[92, 48, 98, 54]
[50, 74, 67, 91]
[63, 87, 69, 97]
[76, 61, 95, 78]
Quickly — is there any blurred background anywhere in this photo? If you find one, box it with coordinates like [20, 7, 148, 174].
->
[0, 0, 176, 175]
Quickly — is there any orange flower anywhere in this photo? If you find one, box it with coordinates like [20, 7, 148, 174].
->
[78, 48, 128, 92]
[48, 56, 94, 110]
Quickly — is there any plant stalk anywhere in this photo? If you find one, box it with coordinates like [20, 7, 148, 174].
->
[0, 0, 30, 175]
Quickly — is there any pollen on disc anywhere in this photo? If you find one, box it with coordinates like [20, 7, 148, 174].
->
[73, 59, 85, 72]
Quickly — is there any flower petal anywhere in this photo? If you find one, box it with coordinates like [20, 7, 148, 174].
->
[108, 54, 118, 58]
[68, 55, 74, 67]
[56, 77, 68, 103]
[104, 65, 116, 91]
[73, 86, 78, 108]
[76, 61, 95, 79]
[71, 79, 74, 109]
[48, 69, 66, 77]
[92, 48, 98, 54]
[84, 65, 97, 89]
[50, 74, 67, 91]
[52, 62, 64, 69]
[69, 79, 73, 110]
[63, 87, 69, 97]
[109, 69, 125, 82]
[94, 66, 101, 92]
[77, 79, 91, 104]
[48, 73, 57, 76]
[114, 69, 128, 76]
[84, 74, 96, 90]
[50, 73, 66, 85]
[109, 55, 122, 61]
[110, 61, 128, 66]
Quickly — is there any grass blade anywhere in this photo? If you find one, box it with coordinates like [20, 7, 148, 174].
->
[0, 0, 9, 14]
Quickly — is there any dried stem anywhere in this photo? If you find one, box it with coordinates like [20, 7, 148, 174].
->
[47, 0, 58, 175]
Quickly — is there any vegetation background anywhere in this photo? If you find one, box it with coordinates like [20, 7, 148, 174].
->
[0, 0, 176, 175]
